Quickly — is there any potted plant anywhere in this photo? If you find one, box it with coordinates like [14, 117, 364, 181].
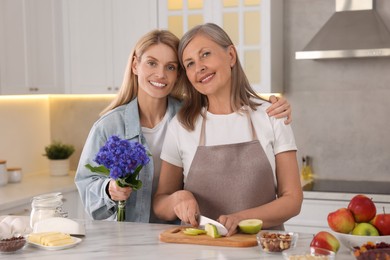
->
[43, 141, 75, 176]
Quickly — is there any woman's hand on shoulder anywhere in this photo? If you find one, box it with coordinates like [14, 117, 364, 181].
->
[266, 95, 292, 125]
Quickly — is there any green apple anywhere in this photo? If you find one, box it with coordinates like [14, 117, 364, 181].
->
[205, 223, 221, 238]
[238, 219, 263, 234]
[351, 222, 380, 236]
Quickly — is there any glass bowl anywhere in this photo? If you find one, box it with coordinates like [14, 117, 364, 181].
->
[283, 247, 336, 260]
[257, 230, 298, 253]
[352, 241, 390, 260]
[0, 236, 26, 253]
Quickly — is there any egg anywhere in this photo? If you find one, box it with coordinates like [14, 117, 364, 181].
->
[0, 221, 11, 239]
[10, 217, 27, 235]
[1, 215, 15, 226]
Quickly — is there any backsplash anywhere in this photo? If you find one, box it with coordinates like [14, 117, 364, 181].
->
[1, 0, 389, 182]
[285, 0, 390, 181]
[0, 95, 113, 174]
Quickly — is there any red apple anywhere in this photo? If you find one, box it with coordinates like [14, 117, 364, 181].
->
[310, 231, 340, 253]
[370, 208, 390, 235]
[327, 208, 356, 234]
[348, 194, 376, 223]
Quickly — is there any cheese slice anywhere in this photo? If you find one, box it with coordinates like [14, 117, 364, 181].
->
[28, 232, 74, 246]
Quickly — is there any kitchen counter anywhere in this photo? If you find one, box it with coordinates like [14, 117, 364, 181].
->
[8, 220, 354, 260]
[0, 172, 77, 213]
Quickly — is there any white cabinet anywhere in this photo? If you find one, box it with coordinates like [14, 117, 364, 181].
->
[0, 0, 64, 94]
[285, 193, 390, 234]
[62, 0, 158, 94]
[158, 0, 283, 94]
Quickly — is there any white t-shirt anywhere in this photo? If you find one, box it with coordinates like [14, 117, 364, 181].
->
[161, 100, 297, 183]
[142, 111, 170, 181]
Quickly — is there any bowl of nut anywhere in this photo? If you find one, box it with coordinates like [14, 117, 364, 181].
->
[257, 230, 298, 253]
[0, 236, 26, 254]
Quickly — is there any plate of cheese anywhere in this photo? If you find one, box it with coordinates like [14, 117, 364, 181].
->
[27, 232, 81, 250]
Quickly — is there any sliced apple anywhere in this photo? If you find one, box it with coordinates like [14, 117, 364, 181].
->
[205, 223, 221, 238]
[238, 219, 263, 234]
[183, 228, 207, 236]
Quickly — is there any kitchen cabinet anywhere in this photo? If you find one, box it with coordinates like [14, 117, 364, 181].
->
[62, 0, 157, 94]
[0, 0, 64, 95]
[284, 192, 390, 234]
[0, 0, 157, 95]
[158, 0, 283, 94]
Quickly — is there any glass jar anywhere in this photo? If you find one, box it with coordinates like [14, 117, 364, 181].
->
[0, 160, 8, 186]
[30, 192, 68, 228]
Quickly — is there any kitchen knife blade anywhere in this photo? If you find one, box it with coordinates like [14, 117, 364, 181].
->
[198, 215, 228, 236]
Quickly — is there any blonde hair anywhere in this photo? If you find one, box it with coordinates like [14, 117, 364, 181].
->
[177, 23, 265, 130]
[100, 29, 184, 116]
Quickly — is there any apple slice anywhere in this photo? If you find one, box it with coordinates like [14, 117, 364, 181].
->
[183, 228, 207, 236]
[238, 219, 263, 234]
[205, 223, 221, 238]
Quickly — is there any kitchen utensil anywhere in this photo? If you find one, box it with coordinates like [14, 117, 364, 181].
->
[198, 215, 228, 236]
[159, 227, 257, 247]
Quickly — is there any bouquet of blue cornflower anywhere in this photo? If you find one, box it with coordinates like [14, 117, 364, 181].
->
[85, 135, 150, 221]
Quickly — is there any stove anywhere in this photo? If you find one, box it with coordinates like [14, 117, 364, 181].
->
[302, 179, 390, 195]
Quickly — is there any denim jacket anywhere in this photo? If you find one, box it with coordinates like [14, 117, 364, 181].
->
[75, 97, 181, 223]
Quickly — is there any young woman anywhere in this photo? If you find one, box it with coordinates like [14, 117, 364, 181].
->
[153, 23, 303, 233]
[75, 29, 293, 223]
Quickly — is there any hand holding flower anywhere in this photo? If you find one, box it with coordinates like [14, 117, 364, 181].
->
[85, 135, 151, 221]
[108, 179, 132, 201]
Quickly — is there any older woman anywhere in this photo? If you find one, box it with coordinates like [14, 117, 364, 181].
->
[153, 23, 303, 234]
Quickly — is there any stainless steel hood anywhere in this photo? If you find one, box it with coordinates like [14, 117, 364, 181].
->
[295, 0, 390, 59]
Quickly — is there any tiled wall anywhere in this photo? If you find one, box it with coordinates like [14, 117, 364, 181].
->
[284, 0, 390, 181]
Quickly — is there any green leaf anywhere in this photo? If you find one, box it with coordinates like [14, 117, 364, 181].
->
[85, 164, 110, 176]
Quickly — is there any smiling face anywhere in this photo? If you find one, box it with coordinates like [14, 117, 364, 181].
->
[132, 43, 179, 100]
[182, 34, 236, 101]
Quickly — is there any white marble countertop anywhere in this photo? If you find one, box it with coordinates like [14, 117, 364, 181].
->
[0, 172, 77, 211]
[6, 220, 354, 260]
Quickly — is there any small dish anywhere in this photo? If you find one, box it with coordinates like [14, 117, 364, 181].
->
[283, 247, 336, 260]
[257, 230, 298, 253]
[0, 236, 26, 254]
[27, 235, 82, 251]
[352, 241, 390, 260]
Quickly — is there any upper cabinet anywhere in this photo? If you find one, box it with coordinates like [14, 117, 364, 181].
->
[0, 0, 282, 95]
[62, 0, 157, 94]
[0, 0, 65, 94]
[0, 0, 157, 95]
[158, 0, 283, 94]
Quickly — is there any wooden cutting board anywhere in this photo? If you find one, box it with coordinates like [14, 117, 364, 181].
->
[159, 227, 258, 247]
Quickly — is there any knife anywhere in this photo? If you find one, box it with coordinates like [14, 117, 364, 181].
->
[198, 215, 228, 236]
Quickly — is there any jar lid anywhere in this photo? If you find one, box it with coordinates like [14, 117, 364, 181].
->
[0, 160, 6, 164]
[7, 167, 22, 171]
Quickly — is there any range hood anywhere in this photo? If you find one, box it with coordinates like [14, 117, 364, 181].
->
[296, 0, 390, 59]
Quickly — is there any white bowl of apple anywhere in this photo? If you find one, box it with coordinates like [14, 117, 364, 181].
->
[333, 232, 390, 249]
[327, 194, 390, 249]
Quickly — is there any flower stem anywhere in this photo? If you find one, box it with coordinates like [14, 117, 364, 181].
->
[117, 200, 126, 222]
